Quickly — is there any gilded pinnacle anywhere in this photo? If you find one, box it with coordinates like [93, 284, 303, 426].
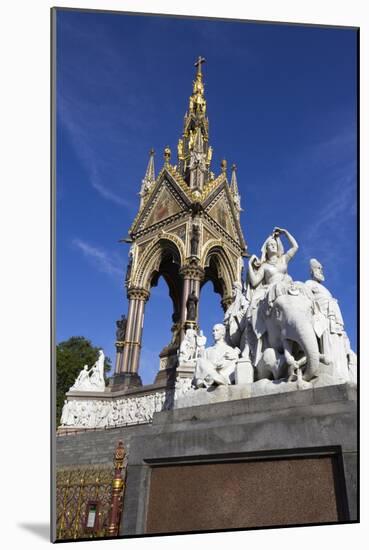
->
[164, 146, 171, 163]
[139, 148, 156, 200]
[230, 162, 242, 212]
[194, 55, 206, 75]
[177, 58, 213, 187]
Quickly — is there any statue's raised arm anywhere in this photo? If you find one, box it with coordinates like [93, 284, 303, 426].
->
[248, 227, 298, 291]
[272, 227, 299, 262]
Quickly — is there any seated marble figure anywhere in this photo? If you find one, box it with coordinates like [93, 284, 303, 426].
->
[193, 323, 239, 388]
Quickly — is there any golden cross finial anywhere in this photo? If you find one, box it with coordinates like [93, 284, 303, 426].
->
[195, 56, 206, 75]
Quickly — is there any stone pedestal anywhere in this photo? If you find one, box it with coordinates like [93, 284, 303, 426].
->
[56, 384, 357, 536]
[154, 348, 178, 385]
[176, 360, 196, 379]
[234, 357, 254, 384]
[119, 383, 357, 535]
[108, 372, 142, 391]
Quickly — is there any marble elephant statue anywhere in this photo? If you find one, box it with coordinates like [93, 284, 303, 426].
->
[250, 285, 321, 382]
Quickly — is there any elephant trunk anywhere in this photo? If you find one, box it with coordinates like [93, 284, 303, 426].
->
[294, 325, 320, 381]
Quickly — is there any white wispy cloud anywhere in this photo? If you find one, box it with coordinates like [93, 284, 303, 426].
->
[73, 238, 124, 279]
[307, 176, 355, 236]
[59, 95, 135, 209]
[57, 16, 159, 210]
[299, 129, 357, 279]
[89, 164, 134, 208]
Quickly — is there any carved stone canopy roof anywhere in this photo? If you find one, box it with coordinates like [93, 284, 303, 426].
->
[127, 58, 247, 255]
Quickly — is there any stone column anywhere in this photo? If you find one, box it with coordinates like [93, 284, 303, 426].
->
[110, 287, 149, 390]
[180, 275, 191, 330]
[114, 342, 124, 374]
[193, 278, 201, 320]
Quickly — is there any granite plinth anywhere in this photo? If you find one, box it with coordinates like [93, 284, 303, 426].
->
[108, 372, 142, 391]
[120, 383, 357, 535]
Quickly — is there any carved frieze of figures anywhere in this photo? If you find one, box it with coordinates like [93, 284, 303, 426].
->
[59, 392, 167, 429]
[174, 376, 194, 399]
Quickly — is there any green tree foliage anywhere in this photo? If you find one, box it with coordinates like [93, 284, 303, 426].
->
[56, 336, 112, 425]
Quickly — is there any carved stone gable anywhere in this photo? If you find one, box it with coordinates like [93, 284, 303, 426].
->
[138, 183, 183, 232]
[207, 190, 239, 242]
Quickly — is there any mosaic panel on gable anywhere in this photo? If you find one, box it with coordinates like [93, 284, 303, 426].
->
[141, 184, 182, 230]
[170, 223, 187, 244]
[208, 193, 238, 242]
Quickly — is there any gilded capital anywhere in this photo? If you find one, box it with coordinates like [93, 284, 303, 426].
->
[180, 261, 205, 281]
[127, 287, 150, 301]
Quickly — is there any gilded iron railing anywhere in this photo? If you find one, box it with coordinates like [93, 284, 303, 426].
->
[56, 441, 127, 540]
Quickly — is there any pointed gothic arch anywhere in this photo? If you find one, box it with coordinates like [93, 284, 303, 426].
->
[133, 234, 185, 291]
[201, 241, 238, 307]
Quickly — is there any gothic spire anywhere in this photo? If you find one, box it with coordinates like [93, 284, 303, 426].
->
[177, 57, 211, 191]
[139, 149, 155, 205]
[230, 164, 242, 214]
[143, 148, 155, 185]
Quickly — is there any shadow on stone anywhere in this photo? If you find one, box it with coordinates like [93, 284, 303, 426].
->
[18, 523, 49, 541]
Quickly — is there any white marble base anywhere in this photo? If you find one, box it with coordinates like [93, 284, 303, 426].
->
[234, 358, 254, 384]
[174, 373, 356, 409]
[175, 384, 251, 409]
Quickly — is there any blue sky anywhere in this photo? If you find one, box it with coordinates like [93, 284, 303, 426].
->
[56, 10, 357, 384]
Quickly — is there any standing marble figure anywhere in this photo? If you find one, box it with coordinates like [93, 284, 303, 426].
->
[305, 258, 354, 382]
